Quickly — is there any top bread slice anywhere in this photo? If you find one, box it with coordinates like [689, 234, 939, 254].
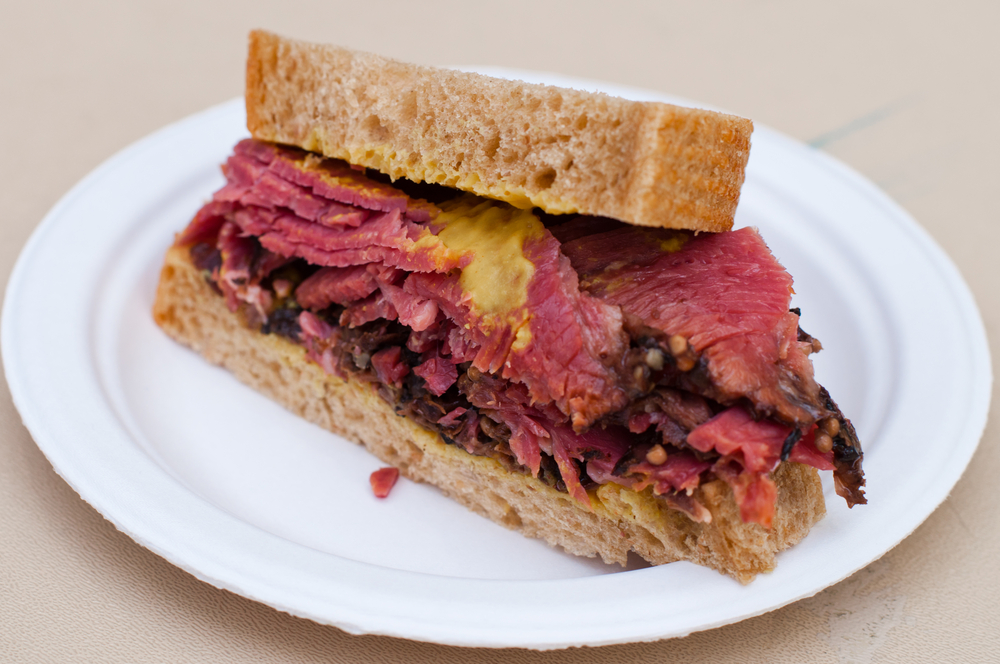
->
[246, 30, 753, 232]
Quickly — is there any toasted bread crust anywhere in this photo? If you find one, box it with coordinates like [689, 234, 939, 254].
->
[153, 246, 824, 583]
[246, 30, 752, 232]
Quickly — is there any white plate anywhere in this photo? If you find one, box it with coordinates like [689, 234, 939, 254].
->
[2, 71, 991, 649]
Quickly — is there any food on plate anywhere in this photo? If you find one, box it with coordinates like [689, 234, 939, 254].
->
[153, 30, 865, 583]
[370, 467, 400, 498]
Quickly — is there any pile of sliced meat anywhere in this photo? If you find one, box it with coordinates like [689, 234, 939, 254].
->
[179, 138, 866, 528]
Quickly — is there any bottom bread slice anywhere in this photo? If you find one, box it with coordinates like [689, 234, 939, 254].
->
[152, 245, 826, 583]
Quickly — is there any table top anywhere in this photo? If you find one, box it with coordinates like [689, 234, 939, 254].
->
[3, 2, 998, 662]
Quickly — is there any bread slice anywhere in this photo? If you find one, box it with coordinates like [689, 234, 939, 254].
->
[153, 244, 825, 583]
[246, 30, 752, 233]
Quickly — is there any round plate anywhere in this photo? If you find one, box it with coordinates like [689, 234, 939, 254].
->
[2, 71, 991, 649]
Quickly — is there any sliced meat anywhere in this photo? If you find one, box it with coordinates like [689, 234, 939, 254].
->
[371, 346, 409, 388]
[437, 407, 467, 427]
[461, 371, 558, 477]
[712, 457, 779, 528]
[547, 424, 633, 508]
[621, 451, 713, 496]
[230, 206, 465, 274]
[232, 138, 437, 222]
[413, 354, 459, 396]
[215, 221, 286, 319]
[177, 200, 233, 246]
[341, 292, 398, 328]
[407, 200, 629, 429]
[295, 265, 381, 309]
[561, 223, 827, 426]
[687, 406, 789, 474]
[686, 406, 835, 526]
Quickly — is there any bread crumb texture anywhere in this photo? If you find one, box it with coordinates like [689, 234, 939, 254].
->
[246, 30, 753, 233]
[153, 246, 824, 583]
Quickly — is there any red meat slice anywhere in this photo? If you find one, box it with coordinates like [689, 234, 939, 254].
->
[560, 223, 826, 426]
[406, 231, 628, 429]
[687, 406, 834, 526]
[414, 355, 459, 396]
[233, 138, 436, 222]
[370, 467, 400, 498]
[371, 346, 409, 388]
[295, 265, 381, 309]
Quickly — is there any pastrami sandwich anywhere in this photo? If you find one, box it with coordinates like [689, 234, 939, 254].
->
[153, 30, 865, 583]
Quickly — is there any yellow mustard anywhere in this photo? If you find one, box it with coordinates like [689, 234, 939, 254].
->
[435, 196, 545, 317]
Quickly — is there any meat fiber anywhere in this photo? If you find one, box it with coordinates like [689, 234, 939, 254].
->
[226, 138, 437, 222]
[686, 406, 833, 526]
[405, 227, 628, 429]
[214, 140, 465, 275]
[559, 221, 827, 426]
[295, 265, 382, 309]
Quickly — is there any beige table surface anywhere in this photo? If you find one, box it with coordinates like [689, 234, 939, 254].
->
[2, 1, 998, 662]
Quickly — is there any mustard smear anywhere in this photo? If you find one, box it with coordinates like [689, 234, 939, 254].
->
[435, 196, 544, 316]
[656, 232, 689, 254]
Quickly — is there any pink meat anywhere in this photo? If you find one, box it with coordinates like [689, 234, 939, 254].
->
[295, 265, 380, 309]
[407, 323, 449, 354]
[622, 452, 712, 496]
[182, 141, 628, 430]
[547, 424, 633, 508]
[173, 140, 853, 528]
[257, 231, 453, 273]
[437, 407, 467, 427]
[230, 208, 273, 236]
[176, 200, 232, 246]
[198, 140, 461, 276]
[232, 139, 436, 222]
[239, 168, 371, 228]
[508, 238, 629, 429]
[687, 406, 832, 474]
[370, 467, 400, 498]
[271, 208, 410, 252]
[340, 293, 398, 328]
[712, 457, 778, 528]
[298, 310, 335, 340]
[406, 231, 628, 429]
[217, 221, 259, 313]
[462, 373, 633, 508]
[444, 326, 479, 364]
[377, 280, 439, 332]
[561, 225, 825, 425]
[687, 406, 787, 474]
[240, 206, 464, 274]
[371, 347, 409, 388]
[413, 356, 459, 396]
[687, 406, 833, 526]
[297, 311, 340, 375]
[462, 375, 562, 477]
[789, 431, 835, 471]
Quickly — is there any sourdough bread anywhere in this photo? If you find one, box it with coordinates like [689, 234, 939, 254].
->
[246, 30, 752, 233]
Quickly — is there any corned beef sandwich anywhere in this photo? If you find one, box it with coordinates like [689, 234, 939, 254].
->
[152, 30, 866, 583]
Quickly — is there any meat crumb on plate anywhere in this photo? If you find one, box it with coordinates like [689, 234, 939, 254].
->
[370, 467, 400, 498]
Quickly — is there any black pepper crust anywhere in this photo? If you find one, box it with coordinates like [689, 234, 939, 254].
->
[818, 386, 867, 507]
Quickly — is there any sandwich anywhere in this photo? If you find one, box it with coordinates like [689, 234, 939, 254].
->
[153, 30, 866, 583]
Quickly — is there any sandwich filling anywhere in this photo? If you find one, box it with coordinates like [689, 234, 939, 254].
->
[178, 138, 866, 527]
